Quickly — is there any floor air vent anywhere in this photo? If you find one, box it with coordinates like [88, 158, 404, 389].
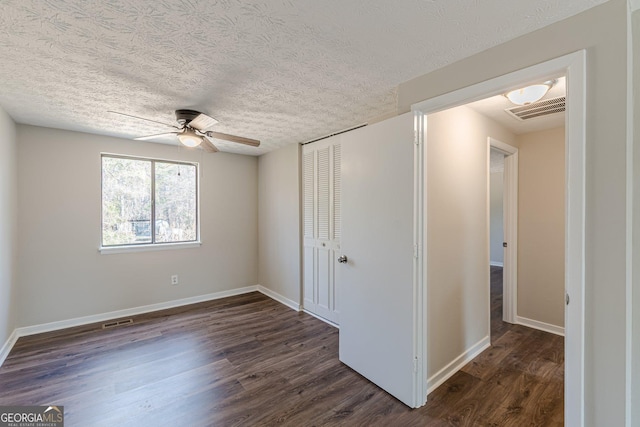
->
[102, 318, 133, 329]
[505, 96, 565, 121]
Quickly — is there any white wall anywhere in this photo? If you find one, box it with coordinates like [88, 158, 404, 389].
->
[399, 1, 630, 424]
[489, 171, 504, 265]
[258, 143, 301, 305]
[426, 105, 515, 378]
[517, 127, 565, 328]
[16, 125, 258, 327]
[0, 107, 17, 348]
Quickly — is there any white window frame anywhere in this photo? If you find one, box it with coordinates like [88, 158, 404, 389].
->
[99, 153, 201, 254]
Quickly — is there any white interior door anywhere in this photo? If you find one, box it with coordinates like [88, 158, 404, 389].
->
[338, 112, 419, 407]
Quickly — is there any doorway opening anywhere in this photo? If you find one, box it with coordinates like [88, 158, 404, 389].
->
[412, 50, 586, 425]
[489, 148, 508, 340]
[487, 138, 519, 327]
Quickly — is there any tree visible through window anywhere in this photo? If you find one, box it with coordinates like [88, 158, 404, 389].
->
[101, 155, 198, 247]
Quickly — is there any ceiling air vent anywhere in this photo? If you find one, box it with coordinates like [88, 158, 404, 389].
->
[505, 96, 565, 121]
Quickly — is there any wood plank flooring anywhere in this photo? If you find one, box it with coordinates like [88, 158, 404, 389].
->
[0, 267, 563, 426]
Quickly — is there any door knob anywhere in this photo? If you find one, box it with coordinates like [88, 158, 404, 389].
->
[338, 255, 348, 264]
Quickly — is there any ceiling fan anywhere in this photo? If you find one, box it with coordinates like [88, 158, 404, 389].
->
[109, 109, 260, 153]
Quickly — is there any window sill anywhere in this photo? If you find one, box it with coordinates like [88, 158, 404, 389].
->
[99, 241, 202, 255]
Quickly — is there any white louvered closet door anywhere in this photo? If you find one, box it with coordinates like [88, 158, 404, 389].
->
[302, 139, 341, 324]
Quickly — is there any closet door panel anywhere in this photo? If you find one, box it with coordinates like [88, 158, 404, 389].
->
[302, 139, 341, 324]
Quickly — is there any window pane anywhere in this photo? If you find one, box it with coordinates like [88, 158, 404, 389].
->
[155, 162, 197, 243]
[102, 157, 152, 246]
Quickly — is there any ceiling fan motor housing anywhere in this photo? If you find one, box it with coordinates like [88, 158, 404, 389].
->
[175, 109, 202, 126]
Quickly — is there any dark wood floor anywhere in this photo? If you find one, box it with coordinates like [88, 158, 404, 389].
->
[0, 267, 563, 426]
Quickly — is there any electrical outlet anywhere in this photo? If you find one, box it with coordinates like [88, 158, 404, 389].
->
[171, 275, 179, 286]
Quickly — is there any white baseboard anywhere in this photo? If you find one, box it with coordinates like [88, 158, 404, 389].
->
[0, 286, 261, 367]
[16, 286, 260, 337]
[256, 285, 301, 311]
[427, 335, 491, 394]
[0, 329, 19, 367]
[516, 315, 565, 336]
[0, 285, 310, 368]
[490, 261, 504, 267]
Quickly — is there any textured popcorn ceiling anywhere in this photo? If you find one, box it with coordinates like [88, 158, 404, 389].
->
[0, 0, 606, 155]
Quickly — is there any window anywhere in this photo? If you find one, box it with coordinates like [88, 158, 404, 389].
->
[101, 154, 198, 248]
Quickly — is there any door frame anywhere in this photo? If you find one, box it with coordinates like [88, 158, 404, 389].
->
[412, 50, 586, 425]
[489, 138, 519, 325]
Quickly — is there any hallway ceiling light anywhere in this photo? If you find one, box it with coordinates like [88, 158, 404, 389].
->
[504, 80, 556, 106]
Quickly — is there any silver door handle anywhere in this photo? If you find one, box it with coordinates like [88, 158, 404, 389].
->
[338, 255, 348, 264]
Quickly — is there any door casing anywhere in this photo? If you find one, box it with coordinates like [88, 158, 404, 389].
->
[412, 50, 586, 425]
[489, 137, 518, 325]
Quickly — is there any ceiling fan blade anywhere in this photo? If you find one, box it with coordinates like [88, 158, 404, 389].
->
[108, 111, 179, 129]
[134, 132, 179, 141]
[189, 113, 218, 131]
[205, 131, 260, 147]
[201, 136, 219, 153]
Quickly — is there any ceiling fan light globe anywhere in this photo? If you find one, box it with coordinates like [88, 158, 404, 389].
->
[177, 130, 202, 147]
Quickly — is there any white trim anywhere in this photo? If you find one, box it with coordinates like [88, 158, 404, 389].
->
[14, 286, 258, 338]
[626, 3, 635, 425]
[302, 309, 339, 328]
[490, 137, 519, 325]
[0, 330, 19, 367]
[516, 316, 565, 336]
[490, 261, 504, 267]
[485, 141, 492, 352]
[503, 152, 518, 324]
[412, 50, 587, 425]
[489, 139, 518, 156]
[563, 50, 587, 427]
[99, 241, 202, 254]
[413, 111, 427, 407]
[0, 285, 311, 368]
[427, 336, 490, 394]
[257, 285, 302, 312]
[0, 286, 260, 367]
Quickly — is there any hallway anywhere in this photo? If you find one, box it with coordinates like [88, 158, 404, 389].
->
[421, 266, 565, 425]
